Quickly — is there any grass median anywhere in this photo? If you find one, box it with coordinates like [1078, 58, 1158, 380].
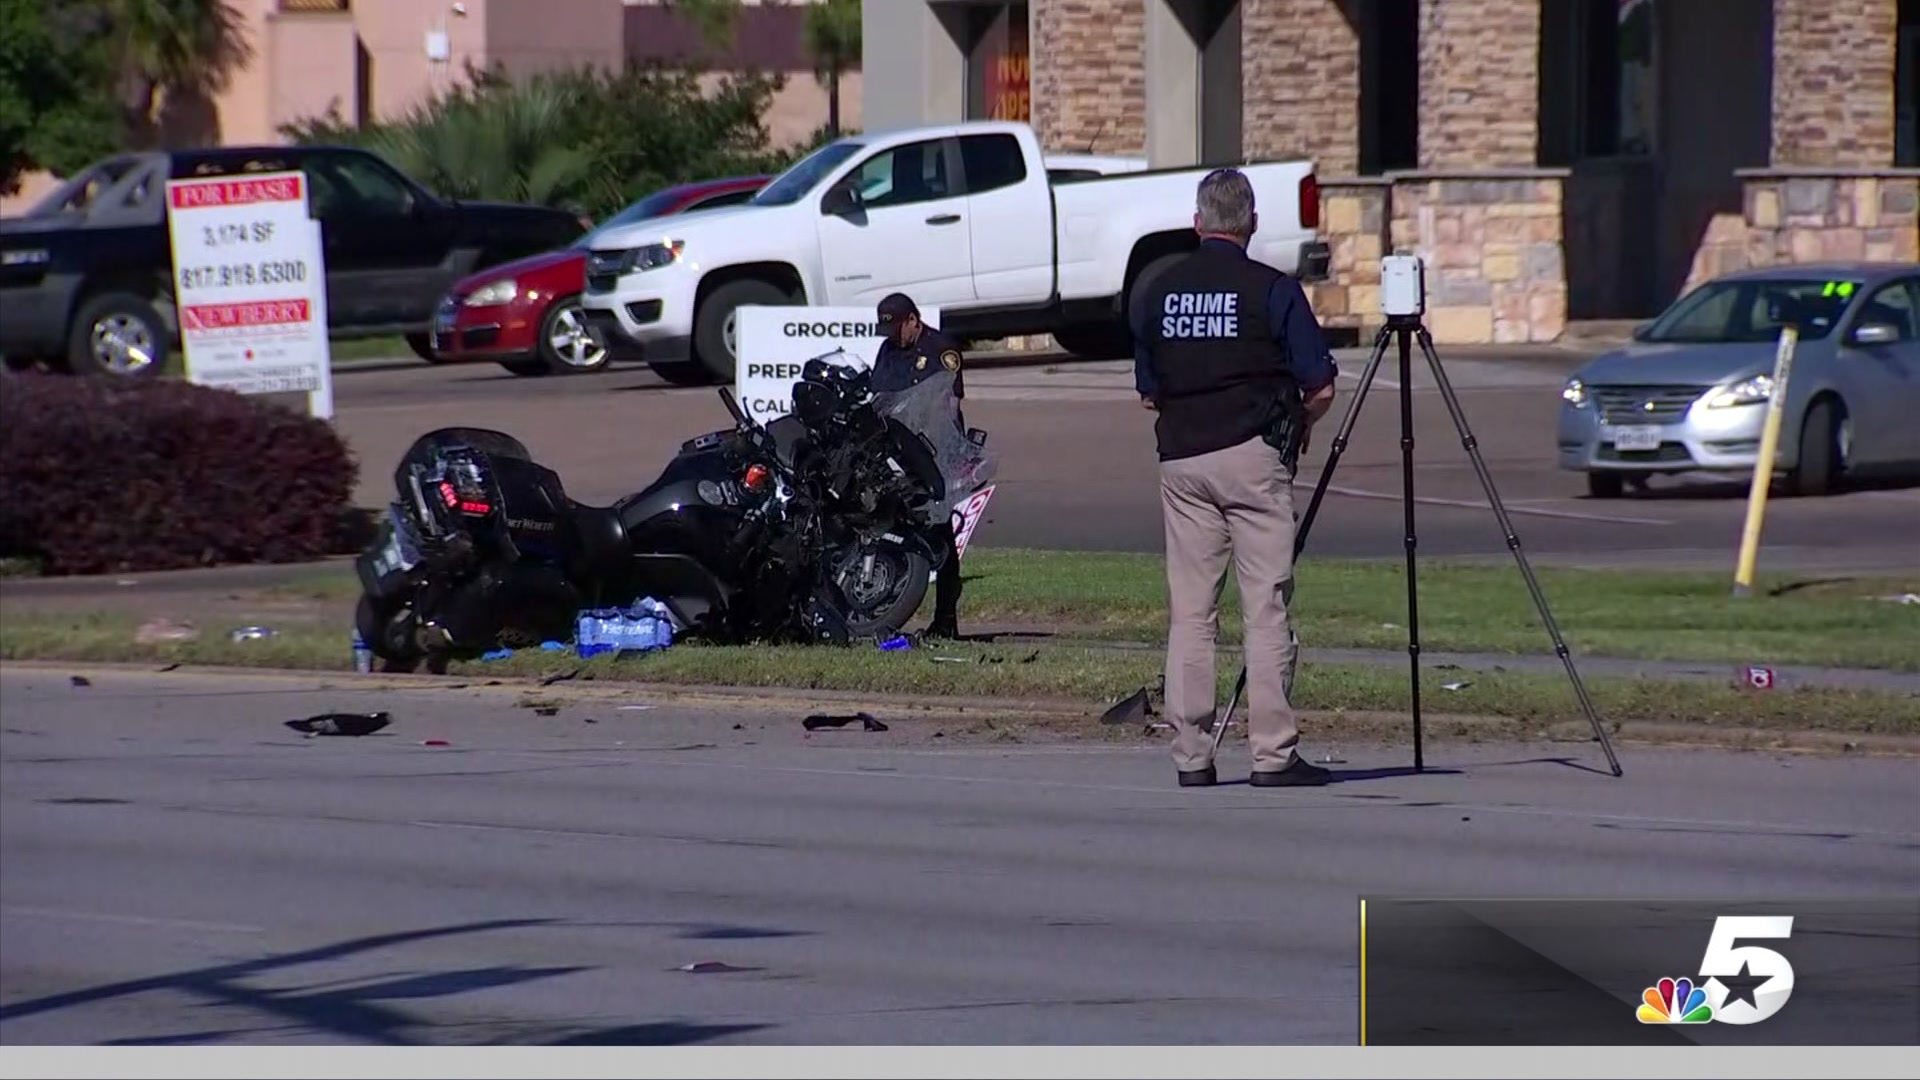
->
[3, 611, 1915, 741]
[235, 547, 1920, 671]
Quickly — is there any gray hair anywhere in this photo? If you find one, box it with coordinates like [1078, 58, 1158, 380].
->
[1195, 168, 1255, 238]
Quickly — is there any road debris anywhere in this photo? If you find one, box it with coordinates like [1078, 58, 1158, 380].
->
[480, 648, 514, 662]
[803, 712, 889, 732]
[1441, 681, 1472, 692]
[532, 706, 560, 717]
[678, 961, 757, 974]
[69, 675, 91, 688]
[286, 712, 391, 737]
[617, 704, 656, 712]
[228, 626, 277, 643]
[540, 668, 581, 686]
[421, 739, 450, 747]
[1101, 687, 1153, 726]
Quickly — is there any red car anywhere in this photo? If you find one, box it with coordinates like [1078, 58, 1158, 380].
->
[428, 175, 769, 377]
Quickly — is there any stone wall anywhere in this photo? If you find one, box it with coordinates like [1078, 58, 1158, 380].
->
[1305, 179, 1389, 337]
[1388, 173, 1569, 345]
[1032, 0, 1146, 154]
[1770, 0, 1899, 168]
[1416, 0, 1539, 170]
[1241, 0, 1360, 176]
[1739, 171, 1920, 265]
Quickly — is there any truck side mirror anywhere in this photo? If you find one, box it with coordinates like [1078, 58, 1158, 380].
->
[821, 181, 861, 218]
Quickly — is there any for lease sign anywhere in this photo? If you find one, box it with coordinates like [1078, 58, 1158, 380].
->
[165, 171, 334, 417]
[733, 304, 942, 426]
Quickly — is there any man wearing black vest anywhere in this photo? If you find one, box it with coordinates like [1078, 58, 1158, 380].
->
[1132, 168, 1340, 789]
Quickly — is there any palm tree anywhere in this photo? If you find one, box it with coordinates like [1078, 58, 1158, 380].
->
[803, 0, 860, 138]
[107, 0, 253, 147]
[355, 75, 607, 213]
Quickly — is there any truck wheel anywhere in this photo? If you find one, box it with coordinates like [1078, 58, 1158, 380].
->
[1785, 398, 1842, 497]
[68, 293, 169, 379]
[538, 296, 611, 374]
[1052, 323, 1132, 360]
[648, 362, 718, 387]
[694, 278, 792, 382]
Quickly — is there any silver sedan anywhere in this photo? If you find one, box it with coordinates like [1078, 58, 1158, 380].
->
[1557, 263, 1920, 498]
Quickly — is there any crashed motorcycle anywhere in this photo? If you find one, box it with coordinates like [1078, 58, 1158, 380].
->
[352, 359, 993, 672]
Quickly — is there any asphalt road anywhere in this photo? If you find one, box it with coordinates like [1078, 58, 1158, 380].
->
[3, 667, 1916, 1045]
[328, 353, 1920, 572]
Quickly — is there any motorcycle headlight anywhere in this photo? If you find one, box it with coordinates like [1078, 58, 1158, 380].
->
[1561, 378, 1588, 407]
[464, 279, 517, 306]
[1706, 374, 1774, 408]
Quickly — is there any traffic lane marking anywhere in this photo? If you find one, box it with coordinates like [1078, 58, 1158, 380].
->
[1323, 485, 1673, 526]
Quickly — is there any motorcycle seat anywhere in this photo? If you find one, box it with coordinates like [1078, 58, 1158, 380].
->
[568, 501, 628, 577]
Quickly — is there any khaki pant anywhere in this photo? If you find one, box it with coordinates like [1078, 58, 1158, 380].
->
[1159, 435, 1302, 774]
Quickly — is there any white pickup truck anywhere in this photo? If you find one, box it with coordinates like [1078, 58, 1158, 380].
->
[580, 120, 1328, 384]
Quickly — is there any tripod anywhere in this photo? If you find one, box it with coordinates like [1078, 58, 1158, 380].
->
[1208, 315, 1624, 777]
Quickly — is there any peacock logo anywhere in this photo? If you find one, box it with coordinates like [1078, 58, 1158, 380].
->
[1636, 976, 1714, 1024]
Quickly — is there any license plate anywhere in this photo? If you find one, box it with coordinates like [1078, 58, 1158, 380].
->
[1609, 425, 1662, 451]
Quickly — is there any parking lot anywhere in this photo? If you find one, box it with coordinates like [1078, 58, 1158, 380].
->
[328, 350, 1920, 571]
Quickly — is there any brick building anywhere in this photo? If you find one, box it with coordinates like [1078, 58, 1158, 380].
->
[863, 0, 1920, 344]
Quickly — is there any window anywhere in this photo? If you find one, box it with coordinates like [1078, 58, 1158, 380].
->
[687, 189, 757, 211]
[314, 152, 416, 215]
[959, 134, 1027, 195]
[1853, 280, 1920, 341]
[965, 4, 1030, 122]
[753, 140, 863, 206]
[846, 140, 953, 209]
[1899, 0, 1919, 166]
[1644, 279, 1858, 343]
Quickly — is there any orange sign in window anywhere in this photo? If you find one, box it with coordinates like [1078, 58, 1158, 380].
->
[983, 11, 1030, 122]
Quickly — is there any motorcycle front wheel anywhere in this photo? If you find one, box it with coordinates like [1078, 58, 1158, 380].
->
[356, 593, 425, 673]
[830, 541, 931, 639]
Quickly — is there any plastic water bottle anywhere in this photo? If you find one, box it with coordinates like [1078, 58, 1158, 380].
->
[351, 630, 373, 673]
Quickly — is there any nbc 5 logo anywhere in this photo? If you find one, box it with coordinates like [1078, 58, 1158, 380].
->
[1638, 915, 1796, 1026]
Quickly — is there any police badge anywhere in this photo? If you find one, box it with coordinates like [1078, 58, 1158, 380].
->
[940, 350, 961, 372]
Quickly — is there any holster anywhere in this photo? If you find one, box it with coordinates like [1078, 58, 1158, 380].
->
[1261, 391, 1307, 474]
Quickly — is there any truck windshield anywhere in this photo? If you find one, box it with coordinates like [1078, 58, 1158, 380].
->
[1641, 278, 1858, 343]
[752, 141, 864, 207]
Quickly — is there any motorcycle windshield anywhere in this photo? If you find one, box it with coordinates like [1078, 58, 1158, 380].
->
[870, 370, 996, 519]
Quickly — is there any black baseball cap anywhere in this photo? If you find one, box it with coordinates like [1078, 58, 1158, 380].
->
[876, 292, 918, 325]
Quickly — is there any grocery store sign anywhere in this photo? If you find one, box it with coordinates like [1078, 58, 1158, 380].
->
[165, 172, 334, 418]
[733, 304, 941, 426]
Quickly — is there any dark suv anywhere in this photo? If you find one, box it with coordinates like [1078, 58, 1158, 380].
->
[0, 146, 585, 377]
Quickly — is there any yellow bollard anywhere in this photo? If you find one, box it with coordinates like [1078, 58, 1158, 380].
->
[1732, 326, 1799, 597]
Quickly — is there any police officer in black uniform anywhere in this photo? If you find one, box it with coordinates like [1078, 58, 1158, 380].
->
[872, 292, 965, 639]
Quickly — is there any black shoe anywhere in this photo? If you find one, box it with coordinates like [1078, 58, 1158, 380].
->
[1178, 766, 1217, 787]
[924, 618, 959, 641]
[1249, 758, 1331, 787]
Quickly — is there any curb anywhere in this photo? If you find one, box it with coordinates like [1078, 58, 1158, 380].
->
[11, 659, 1918, 757]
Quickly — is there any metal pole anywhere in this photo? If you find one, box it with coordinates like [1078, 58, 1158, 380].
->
[1732, 327, 1799, 597]
[1415, 326, 1623, 777]
[1213, 323, 1393, 756]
